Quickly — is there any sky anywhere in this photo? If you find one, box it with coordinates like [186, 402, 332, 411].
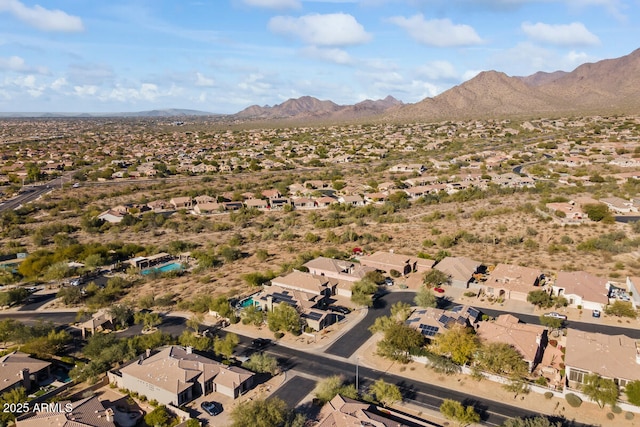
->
[0, 0, 639, 114]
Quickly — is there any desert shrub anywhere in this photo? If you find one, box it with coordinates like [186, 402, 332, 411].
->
[464, 292, 476, 297]
[606, 413, 614, 420]
[535, 377, 548, 386]
[389, 269, 401, 278]
[612, 406, 622, 414]
[565, 393, 582, 408]
[544, 391, 553, 399]
[274, 332, 284, 339]
[625, 412, 635, 420]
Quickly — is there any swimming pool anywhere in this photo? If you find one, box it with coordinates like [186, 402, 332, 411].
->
[240, 297, 255, 307]
[141, 262, 183, 275]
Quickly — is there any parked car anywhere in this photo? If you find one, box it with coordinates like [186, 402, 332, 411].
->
[384, 277, 394, 286]
[251, 338, 272, 348]
[329, 305, 351, 315]
[433, 287, 445, 293]
[592, 310, 601, 318]
[201, 401, 223, 416]
[543, 312, 567, 320]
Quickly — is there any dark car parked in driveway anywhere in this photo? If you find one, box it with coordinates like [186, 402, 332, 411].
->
[329, 305, 351, 315]
[201, 401, 223, 416]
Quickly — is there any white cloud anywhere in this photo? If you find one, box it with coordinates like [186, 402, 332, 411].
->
[238, 74, 273, 95]
[300, 46, 352, 64]
[51, 77, 67, 90]
[388, 14, 483, 47]
[100, 83, 160, 103]
[195, 72, 215, 87]
[521, 22, 600, 46]
[268, 13, 372, 46]
[74, 85, 98, 97]
[488, 42, 596, 76]
[242, 0, 301, 8]
[0, 55, 48, 74]
[416, 60, 459, 81]
[0, 0, 84, 32]
[0, 56, 27, 71]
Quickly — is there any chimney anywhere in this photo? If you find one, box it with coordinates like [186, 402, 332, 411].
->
[105, 408, 114, 422]
[146, 348, 151, 358]
[186, 346, 193, 354]
[19, 368, 30, 390]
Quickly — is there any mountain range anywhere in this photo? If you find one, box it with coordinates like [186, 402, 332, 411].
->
[233, 47, 640, 123]
[2, 48, 639, 122]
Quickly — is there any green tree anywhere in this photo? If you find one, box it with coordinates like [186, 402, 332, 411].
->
[439, 399, 481, 427]
[423, 269, 450, 287]
[109, 304, 134, 329]
[57, 286, 83, 305]
[368, 315, 397, 334]
[376, 322, 425, 363]
[390, 301, 412, 321]
[605, 300, 637, 318]
[243, 352, 279, 375]
[0, 287, 28, 306]
[313, 375, 358, 404]
[430, 325, 480, 365]
[213, 332, 239, 359]
[134, 311, 162, 330]
[476, 342, 528, 378]
[502, 416, 562, 427]
[538, 315, 563, 330]
[583, 203, 614, 222]
[527, 290, 554, 308]
[0, 387, 27, 426]
[582, 373, 619, 408]
[241, 305, 266, 326]
[414, 286, 438, 308]
[229, 397, 288, 427]
[350, 279, 378, 307]
[625, 380, 640, 406]
[267, 303, 301, 335]
[20, 329, 71, 358]
[144, 405, 176, 427]
[178, 330, 212, 351]
[369, 379, 403, 407]
[186, 314, 203, 333]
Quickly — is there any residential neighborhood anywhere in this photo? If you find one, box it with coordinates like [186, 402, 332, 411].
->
[3, 113, 640, 427]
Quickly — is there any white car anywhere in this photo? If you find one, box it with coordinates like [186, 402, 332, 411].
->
[543, 312, 567, 320]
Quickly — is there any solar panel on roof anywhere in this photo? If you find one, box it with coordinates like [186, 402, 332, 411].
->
[305, 312, 323, 321]
[407, 318, 419, 323]
[468, 308, 480, 318]
[451, 305, 462, 313]
[438, 314, 450, 324]
[420, 325, 439, 337]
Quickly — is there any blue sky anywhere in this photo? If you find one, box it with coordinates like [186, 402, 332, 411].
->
[0, 0, 638, 113]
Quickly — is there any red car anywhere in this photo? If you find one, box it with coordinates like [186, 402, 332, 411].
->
[433, 287, 445, 293]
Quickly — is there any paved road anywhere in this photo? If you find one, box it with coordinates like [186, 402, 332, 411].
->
[0, 185, 51, 212]
[325, 291, 409, 358]
[268, 375, 316, 408]
[263, 340, 589, 427]
[325, 291, 640, 360]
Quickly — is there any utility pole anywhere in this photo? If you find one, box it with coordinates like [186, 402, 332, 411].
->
[355, 356, 359, 393]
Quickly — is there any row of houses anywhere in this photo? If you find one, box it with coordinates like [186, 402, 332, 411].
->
[247, 251, 636, 334]
[407, 305, 640, 397]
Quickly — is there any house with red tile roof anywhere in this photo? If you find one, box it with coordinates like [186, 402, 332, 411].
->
[478, 264, 543, 302]
[551, 271, 609, 311]
[565, 330, 640, 390]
